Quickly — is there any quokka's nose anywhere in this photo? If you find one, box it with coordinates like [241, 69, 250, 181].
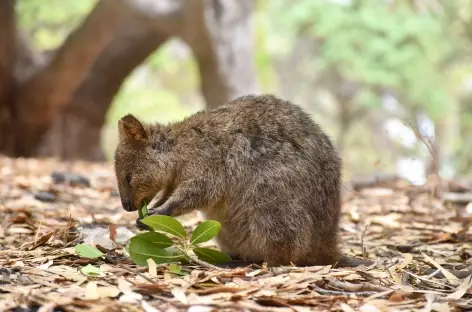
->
[122, 199, 135, 212]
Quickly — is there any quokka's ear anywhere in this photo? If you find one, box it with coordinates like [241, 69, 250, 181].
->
[118, 114, 147, 142]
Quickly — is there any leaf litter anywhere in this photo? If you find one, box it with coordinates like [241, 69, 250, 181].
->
[0, 156, 472, 311]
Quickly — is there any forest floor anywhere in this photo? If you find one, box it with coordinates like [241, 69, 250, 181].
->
[0, 156, 471, 312]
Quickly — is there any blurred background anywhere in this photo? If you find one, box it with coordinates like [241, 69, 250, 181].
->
[1, 0, 471, 184]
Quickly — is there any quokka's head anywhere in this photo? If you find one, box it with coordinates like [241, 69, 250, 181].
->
[114, 114, 175, 212]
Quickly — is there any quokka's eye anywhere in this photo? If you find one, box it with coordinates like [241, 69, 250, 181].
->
[126, 173, 132, 186]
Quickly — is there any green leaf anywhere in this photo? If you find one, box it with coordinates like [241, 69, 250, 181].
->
[193, 247, 232, 264]
[169, 263, 187, 276]
[166, 246, 189, 264]
[129, 239, 184, 266]
[139, 202, 149, 219]
[75, 244, 104, 259]
[140, 215, 187, 239]
[130, 232, 174, 249]
[80, 264, 102, 276]
[190, 220, 222, 245]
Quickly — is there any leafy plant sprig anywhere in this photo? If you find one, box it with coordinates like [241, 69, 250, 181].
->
[128, 203, 231, 269]
[74, 203, 231, 273]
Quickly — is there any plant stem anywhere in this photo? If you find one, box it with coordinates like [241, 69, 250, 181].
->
[188, 255, 228, 271]
[174, 244, 226, 271]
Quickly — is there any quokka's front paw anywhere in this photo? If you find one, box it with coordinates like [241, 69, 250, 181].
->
[148, 206, 173, 216]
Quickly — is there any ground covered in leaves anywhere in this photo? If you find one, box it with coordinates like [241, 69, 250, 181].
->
[1, 156, 472, 312]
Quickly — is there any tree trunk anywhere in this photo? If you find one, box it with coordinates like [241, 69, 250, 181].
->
[179, 0, 259, 109]
[14, 0, 129, 156]
[0, 0, 17, 154]
[38, 20, 169, 161]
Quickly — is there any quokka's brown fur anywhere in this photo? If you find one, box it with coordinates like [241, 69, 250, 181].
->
[114, 94, 342, 266]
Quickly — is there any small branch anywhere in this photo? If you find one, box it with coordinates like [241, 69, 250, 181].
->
[118, 264, 157, 284]
[189, 255, 228, 272]
[325, 278, 391, 293]
[402, 269, 455, 290]
[361, 224, 370, 259]
[334, 255, 375, 268]
[312, 285, 380, 298]
[425, 268, 472, 279]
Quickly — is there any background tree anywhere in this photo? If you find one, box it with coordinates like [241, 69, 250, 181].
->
[0, 0, 259, 160]
[3, 0, 472, 182]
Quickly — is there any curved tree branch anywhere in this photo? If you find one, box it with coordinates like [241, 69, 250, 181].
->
[38, 18, 169, 160]
[111, 0, 260, 110]
[14, 0, 130, 156]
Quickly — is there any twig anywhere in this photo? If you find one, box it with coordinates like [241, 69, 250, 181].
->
[0, 250, 45, 257]
[326, 278, 391, 293]
[401, 269, 455, 290]
[33, 215, 45, 243]
[312, 285, 380, 298]
[426, 269, 441, 279]
[361, 224, 370, 259]
[405, 119, 443, 198]
[189, 255, 228, 271]
[407, 120, 437, 169]
[425, 268, 472, 279]
[118, 264, 157, 284]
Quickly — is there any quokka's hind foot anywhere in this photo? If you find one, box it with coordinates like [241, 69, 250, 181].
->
[214, 259, 263, 269]
[333, 255, 374, 268]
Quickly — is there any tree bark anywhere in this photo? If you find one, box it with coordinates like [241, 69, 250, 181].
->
[0, 0, 17, 153]
[179, 0, 259, 109]
[14, 0, 129, 156]
[38, 19, 169, 161]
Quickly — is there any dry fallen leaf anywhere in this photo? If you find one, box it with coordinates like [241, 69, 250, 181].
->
[142, 300, 163, 312]
[147, 258, 157, 278]
[340, 303, 357, 312]
[38, 260, 54, 270]
[422, 253, 460, 286]
[85, 281, 99, 300]
[118, 277, 143, 303]
[97, 286, 121, 298]
[447, 274, 472, 300]
[171, 287, 188, 304]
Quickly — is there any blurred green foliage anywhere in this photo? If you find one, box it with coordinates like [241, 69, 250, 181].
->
[270, 0, 461, 116]
[17, 0, 97, 49]
[263, 0, 472, 177]
[14, 0, 472, 177]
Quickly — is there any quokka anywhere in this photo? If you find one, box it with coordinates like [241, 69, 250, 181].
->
[114, 94, 362, 267]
